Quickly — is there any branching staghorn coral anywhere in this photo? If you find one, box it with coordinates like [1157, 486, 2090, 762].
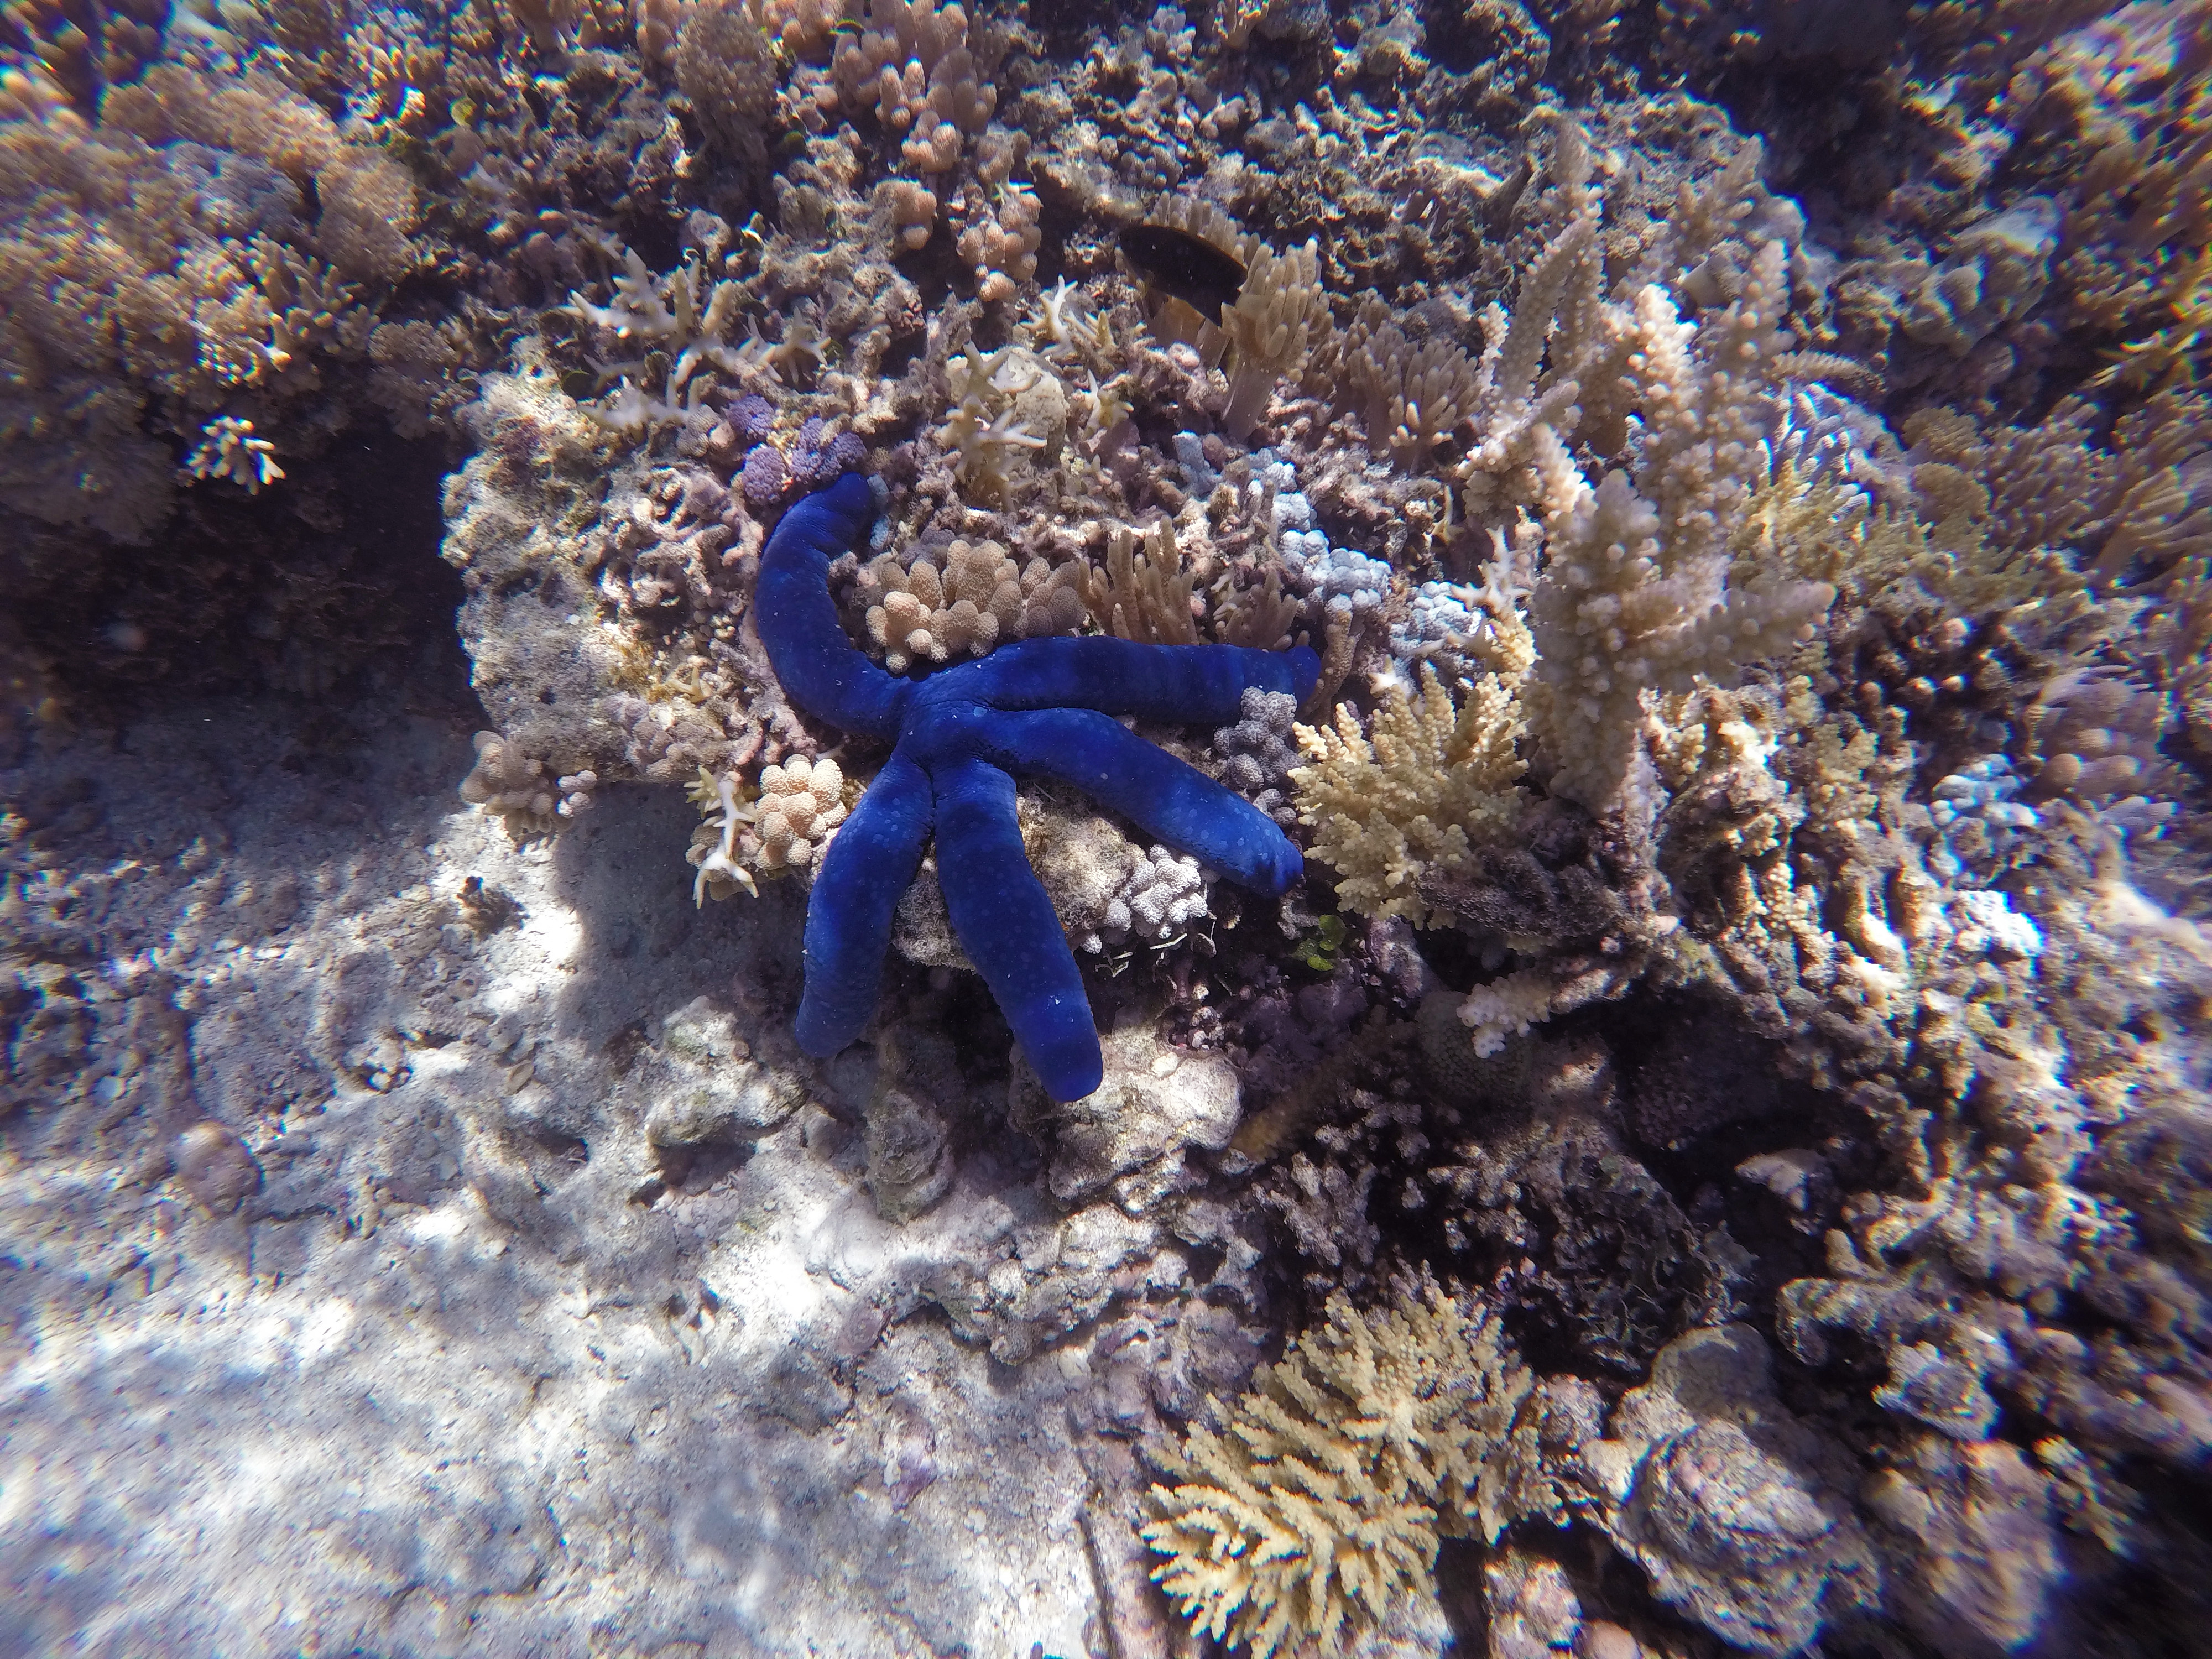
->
[1524, 242, 1838, 813]
[2032, 0, 2212, 357]
[566, 241, 800, 433]
[1900, 390, 2212, 587]
[1450, 212, 1601, 517]
[1141, 1279, 1533, 1659]
[1291, 664, 1528, 928]
[937, 341, 1062, 498]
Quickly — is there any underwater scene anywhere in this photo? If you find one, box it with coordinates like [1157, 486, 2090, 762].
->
[3, 0, 2210, 1653]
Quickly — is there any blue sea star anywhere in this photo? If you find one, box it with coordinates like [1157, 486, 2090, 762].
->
[756, 471, 1320, 1102]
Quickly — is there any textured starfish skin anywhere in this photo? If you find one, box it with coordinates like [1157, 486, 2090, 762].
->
[756, 471, 1320, 1101]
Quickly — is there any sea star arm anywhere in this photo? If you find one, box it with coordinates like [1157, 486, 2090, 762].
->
[754, 471, 911, 742]
[983, 706, 1304, 894]
[972, 637, 1318, 724]
[796, 747, 934, 1059]
[931, 755, 1105, 1101]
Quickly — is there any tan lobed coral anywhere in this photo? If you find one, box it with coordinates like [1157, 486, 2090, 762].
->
[459, 731, 598, 836]
[1141, 1279, 1532, 1659]
[854, 535, 1084, 672]
[829, 0, 996, 175]
[0, 0, 167, 120]
[954, 184, 1041, 302]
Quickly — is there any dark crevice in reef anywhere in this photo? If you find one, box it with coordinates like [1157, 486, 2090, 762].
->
[3, 426, 473, 723]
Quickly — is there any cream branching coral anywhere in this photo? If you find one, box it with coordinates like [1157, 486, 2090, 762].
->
[1080, 518, 1203, 645]
[1524, 242, 1838, 812]
[1291, 664, 1528, 928]
[1142, 1280, 1533, 1659]
[184, 415, 283, 492]
[1456, 968, 1558, 1058]
[686, 755, 851, 902]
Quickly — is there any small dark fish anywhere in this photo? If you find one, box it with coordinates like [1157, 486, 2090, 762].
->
[1119, 223, 1248, 323]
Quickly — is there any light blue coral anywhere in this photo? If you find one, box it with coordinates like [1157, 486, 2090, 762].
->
[1928, 755, 2039, 884]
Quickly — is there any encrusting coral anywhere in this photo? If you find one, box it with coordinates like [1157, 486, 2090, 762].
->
[1141, 1278, 1533, 1659]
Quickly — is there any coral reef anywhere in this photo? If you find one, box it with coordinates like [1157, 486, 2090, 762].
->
[8, 1, 2212, 1656]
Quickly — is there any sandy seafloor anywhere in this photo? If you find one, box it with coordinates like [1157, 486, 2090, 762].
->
[1, 663, 1134, 1657]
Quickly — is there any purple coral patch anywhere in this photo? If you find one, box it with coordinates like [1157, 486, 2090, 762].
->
[791, 430, 867, 491]
[740, 442, 789, 508]
[730, 393, 776, 446]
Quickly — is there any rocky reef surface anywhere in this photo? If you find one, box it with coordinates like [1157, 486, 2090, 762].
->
[5, 0, 2211, 1656]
